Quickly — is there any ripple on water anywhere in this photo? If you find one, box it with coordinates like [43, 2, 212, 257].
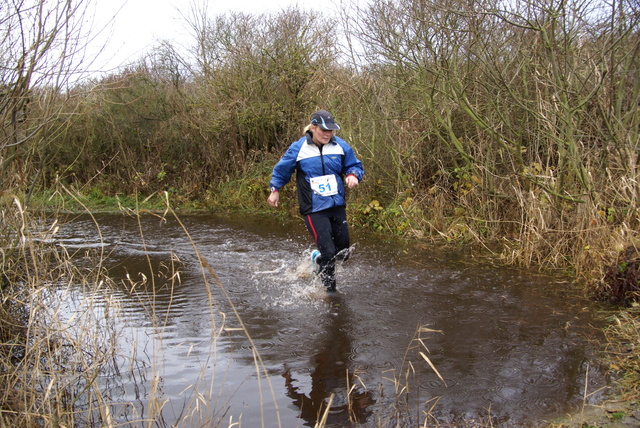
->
[523, 371, 562, 388]
[520, 395, 567, 414]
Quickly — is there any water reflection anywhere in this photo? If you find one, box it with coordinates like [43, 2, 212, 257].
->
[282, 295, 373, 427]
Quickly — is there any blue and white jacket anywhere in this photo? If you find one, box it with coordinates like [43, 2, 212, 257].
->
[269, 132, 364, 215]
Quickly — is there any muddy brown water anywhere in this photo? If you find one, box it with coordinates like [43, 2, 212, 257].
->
[55, 212, 610, 427]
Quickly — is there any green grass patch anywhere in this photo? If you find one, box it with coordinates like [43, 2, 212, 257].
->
[26, 187, 203, 213]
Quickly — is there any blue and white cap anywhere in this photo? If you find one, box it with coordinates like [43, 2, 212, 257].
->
[311, 110, 340, 130]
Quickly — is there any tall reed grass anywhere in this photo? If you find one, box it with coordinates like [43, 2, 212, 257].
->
[0, 195, 287, 427]
[0, 198, 122, 426]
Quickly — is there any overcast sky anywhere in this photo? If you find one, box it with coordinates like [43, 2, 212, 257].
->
[87, 0, 327, 74]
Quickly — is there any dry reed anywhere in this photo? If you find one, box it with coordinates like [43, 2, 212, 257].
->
[0, 194, 285, 427]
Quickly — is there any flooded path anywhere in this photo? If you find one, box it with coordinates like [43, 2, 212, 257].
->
[55, 212, 609, 427]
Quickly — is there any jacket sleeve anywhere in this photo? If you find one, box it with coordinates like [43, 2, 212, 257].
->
[269, 142, 300, 190]
[342, 143, 364, 182]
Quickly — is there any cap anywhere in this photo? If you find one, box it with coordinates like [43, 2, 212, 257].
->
[310, 110, 340, 130]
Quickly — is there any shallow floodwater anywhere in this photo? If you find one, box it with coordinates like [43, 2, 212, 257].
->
[55, 212, 608, 427]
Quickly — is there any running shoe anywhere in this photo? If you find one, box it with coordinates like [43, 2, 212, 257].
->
[311, 250, 321, 275]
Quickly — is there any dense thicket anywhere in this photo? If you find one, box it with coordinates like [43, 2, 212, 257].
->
[3, 0, 640, 298]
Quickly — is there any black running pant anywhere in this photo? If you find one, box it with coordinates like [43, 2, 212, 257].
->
[304, 206, 350, 286]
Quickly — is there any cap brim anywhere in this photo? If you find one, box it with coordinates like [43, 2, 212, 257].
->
[319, 123, 340, 130]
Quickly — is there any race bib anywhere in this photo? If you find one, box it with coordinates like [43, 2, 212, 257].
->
[310, 174, 339, 196]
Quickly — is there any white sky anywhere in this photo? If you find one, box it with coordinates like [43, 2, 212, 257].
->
[87, 0, 325, 74]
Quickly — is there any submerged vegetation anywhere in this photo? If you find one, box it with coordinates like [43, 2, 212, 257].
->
[1, 0, 640, 425]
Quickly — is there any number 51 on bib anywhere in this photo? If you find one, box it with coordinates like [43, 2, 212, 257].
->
[310, 175, 339, 196]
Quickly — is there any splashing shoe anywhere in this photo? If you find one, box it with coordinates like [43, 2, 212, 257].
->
[311, 250, 321, 275]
